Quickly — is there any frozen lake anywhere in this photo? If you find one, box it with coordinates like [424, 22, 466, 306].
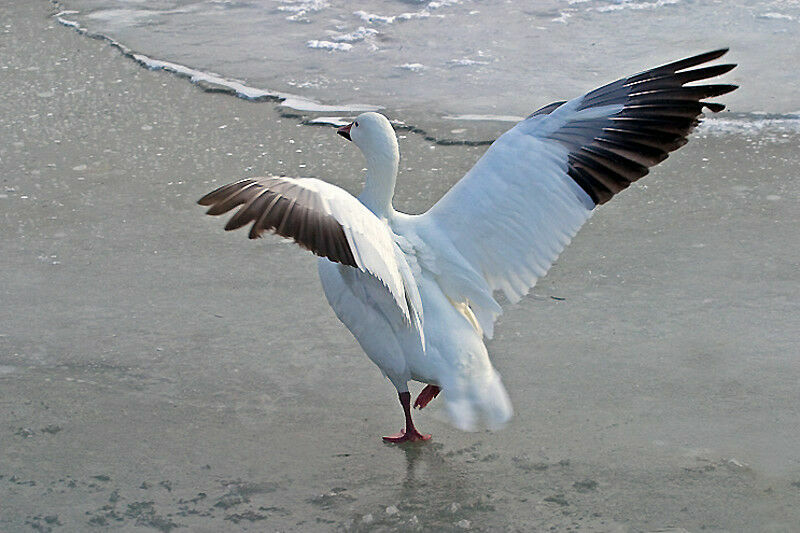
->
[1, 1, 799, 531]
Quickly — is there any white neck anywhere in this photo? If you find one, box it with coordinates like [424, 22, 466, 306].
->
[358, 143, 399, 219]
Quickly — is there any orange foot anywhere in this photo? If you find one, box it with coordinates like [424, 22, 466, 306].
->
[414, 385, 441, 410]
[382, 429, 432, 443]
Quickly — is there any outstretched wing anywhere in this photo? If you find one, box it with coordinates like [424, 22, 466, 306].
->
[417, 49, 737, 338]
[198, 176, 423, 335]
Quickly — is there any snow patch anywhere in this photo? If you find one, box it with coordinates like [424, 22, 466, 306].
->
[306, 40, 353, 51]
[593, 0, 681, 13]
[278, 0, 329, 22]
[396, 63, 427, 72]
[757, 12, 794, 21]
[326, 26, 378, 43]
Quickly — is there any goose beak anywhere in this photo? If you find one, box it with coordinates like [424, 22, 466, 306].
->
[337, 123, 352, 141]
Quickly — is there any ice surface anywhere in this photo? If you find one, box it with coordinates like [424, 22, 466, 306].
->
[56, 0, 800, 124]
[3, 2, 799, 532]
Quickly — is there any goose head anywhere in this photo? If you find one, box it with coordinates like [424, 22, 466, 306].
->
[337, 112, 400, 217]
[338, 112, 399, 160]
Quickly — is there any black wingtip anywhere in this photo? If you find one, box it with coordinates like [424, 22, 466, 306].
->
[628, 48, 734, 84]
[714, 63, 737, 76]
[558, 49, 737, 206]
[709, 84, 739, 98]
[702, 102, 726, 113]
[197, 179, 254, 206]
[685, 48, 730, 66]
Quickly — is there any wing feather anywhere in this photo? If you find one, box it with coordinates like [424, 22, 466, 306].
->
[415, 49, 737, 338]
[199, 177, 423, 336]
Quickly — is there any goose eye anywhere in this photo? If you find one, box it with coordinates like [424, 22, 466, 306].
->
[354, 121, 359, 127]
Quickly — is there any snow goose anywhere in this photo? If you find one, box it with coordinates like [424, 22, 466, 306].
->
[198, 49, 737, 442]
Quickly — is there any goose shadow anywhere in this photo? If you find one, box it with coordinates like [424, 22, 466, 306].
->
[343, 440, 501, 530]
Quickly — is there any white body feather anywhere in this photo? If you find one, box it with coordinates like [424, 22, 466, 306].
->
[318, 212, 514, 431]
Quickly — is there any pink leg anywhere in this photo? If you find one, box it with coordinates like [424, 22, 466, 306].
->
[414, 385, 441, 410]
[382, 392, 432, 443]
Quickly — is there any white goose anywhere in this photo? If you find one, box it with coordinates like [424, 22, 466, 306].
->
[199, 49, 736, 442]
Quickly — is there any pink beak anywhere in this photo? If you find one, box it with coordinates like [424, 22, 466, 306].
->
[337, 123, 353, 141]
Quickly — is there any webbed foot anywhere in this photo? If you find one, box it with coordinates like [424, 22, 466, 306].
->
[414, 385, 441, 410]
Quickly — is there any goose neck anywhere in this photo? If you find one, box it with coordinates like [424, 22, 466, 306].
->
[359, 150, 398, 218]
